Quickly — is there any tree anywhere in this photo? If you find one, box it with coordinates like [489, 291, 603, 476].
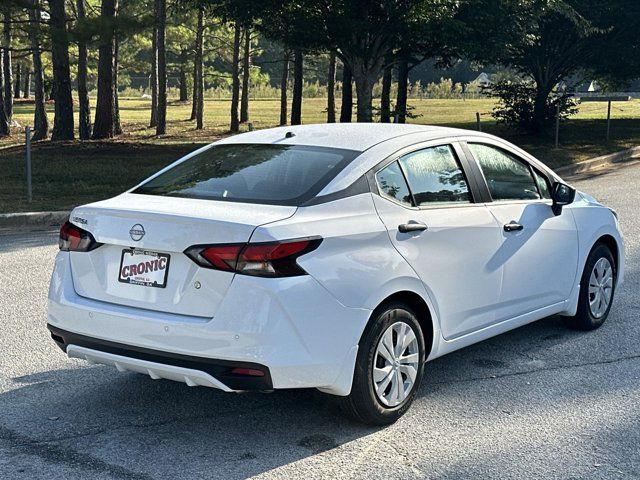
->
[339, 63, 352, 122]
[279, 49, 289, 125]
[240, 25, 251, 123]
[92, 0, 117, 139]
[457, 0, 633, 132]
[290, 48, 302, 125]
[2, 7, 12, 123]
[27, 0, 47, 140]
[149, 5, 158, 128]
[379, 64, 392, 122]
[262, 0, 453, 122]
[49, 0, 74, 140]
[395, 60, 409, 123]
[326, 52, 336, 122]
[13, 63, 20, 99]
[0, 52, 8, 136]
[155, 0, 167, 135]
[76, 0, 92, 140]
[229, 21, 240, 132]
[193, 5, 204, 128]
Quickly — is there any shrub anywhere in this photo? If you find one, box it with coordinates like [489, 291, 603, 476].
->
[488, 80, 579, 133]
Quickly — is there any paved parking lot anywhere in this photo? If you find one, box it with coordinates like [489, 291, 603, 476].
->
[1, 164, 639, 479]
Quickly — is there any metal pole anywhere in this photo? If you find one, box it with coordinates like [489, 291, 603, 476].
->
[554, 103, 560, 149]
[476, 112, 481, 132]
[25, 126, 32, 203]
[606, 100, 612, 142]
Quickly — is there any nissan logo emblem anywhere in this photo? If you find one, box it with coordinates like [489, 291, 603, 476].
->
[129, 224, 145, 241]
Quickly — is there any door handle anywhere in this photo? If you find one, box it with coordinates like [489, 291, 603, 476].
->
[503, 221, 524, 232]
[398, 221, 428, 233]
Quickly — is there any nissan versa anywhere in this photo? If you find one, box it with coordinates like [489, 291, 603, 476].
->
[48, 124, 624, 425]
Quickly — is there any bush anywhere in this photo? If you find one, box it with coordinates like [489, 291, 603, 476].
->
[488, 80, 579, 133]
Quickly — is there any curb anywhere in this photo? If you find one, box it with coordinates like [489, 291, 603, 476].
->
[555, 146, 640, 178]
[0, 211, 68, 228]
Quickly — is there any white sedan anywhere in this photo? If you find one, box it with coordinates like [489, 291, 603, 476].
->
[48, 124, 624, 425]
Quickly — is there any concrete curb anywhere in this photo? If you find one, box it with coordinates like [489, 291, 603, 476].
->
[555, 146, 640, 178]
[0, 211, 68, 228]
[1, 146, 638, 227]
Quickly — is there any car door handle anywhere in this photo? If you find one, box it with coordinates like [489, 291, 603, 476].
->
[503, 221, 524, 232]
[398, 222, 428, 233]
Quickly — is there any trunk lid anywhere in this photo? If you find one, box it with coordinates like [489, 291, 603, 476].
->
[68, 193, 296, 318]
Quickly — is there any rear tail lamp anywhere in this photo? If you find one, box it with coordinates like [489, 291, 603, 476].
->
[59, 221, 102, 252]
[184, 237, 322, 277]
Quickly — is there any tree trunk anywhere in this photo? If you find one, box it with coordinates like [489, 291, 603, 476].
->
[194, 7, 204, 129]
[190, 6, 204, 123]
[155, 0, 166, 135]
[2, 10, 12, 122]
[149, 12, 157, 128]
[49, 0, 74, 140]
[92, 0, 116, 139]
[113, 35, 122, 135]
[76, 0, 91, 140]
[230, 21, 240, 133]
[290, 48, 303, 125]
[279, 50, 289, 126]
[380, 65, 392, 123]
[23, 68, 31, 98]
[240, 25, 251, 123]
[179, 50, 188, 102]
[339, 63, 352, 123]
[0, 52, 8, 136]
[327, 52, 336, 123]
[532, 79, 554, 133]
[13, 63, 20, 99]
[28, 0, 47, 140]
[395, 60, 408, 123]
[353, 73, 375, 122]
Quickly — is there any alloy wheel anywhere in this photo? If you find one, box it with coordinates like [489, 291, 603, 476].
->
[372, 321, 420, 407]
[588, 257, 614, 318]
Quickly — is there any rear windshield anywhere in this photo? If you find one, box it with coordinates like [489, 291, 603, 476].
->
[132, 144, 360, 206]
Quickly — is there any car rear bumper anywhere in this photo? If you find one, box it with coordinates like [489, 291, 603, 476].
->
[48, 252, 371, 395]
[48, 324, 272, 391]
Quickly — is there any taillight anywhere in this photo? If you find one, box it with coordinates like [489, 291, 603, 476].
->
[59, 221, 102, 252]
[184, 237, 322, 277]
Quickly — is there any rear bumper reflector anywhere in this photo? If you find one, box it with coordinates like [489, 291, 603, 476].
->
[47, 324, 273, 391]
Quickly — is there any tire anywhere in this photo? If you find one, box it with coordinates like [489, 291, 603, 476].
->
[338, 302, 425, 426]
[563, 243, 616, 331]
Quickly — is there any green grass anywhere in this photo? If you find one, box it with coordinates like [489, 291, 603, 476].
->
[1, 96, 639, 213]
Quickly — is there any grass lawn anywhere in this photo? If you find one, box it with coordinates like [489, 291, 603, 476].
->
[1, 96, 639, 213]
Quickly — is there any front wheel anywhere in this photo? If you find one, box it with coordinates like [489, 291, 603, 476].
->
[563, 243, 616, 331]
[338, 302, 425, 425]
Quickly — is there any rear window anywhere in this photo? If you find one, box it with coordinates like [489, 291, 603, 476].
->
[133, 144, 361, 206]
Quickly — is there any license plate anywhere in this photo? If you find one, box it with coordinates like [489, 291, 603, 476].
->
[118, 249, 170, 288]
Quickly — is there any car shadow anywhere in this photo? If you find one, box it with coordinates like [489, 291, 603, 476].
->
[1, 311, 610, 480]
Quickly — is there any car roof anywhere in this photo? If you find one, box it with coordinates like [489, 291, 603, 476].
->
[215, 123, 478, 152]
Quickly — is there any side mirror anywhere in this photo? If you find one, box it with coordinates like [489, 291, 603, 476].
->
[551, 182, 576, 215]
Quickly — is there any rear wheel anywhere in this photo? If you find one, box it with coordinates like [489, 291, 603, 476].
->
[339, 302, 425, 425]
[563, 243, 616, 331]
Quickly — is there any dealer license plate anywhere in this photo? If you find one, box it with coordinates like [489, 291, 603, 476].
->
[118, 249, 170, 288]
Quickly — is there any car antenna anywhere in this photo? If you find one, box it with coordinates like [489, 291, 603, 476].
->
[285, 131, 296, 138]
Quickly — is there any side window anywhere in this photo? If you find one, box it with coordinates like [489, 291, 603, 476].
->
[398, 145, 470, 205]
[376, 161, 412, 206]
[532, 168, 551, 199]
[468, 143, 540, 201]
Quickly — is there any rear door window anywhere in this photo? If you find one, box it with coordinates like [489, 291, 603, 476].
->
[398, 145, 470, 205]
[133, 144, 360, 206]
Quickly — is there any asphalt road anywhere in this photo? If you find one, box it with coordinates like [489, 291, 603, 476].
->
[1, 165, 639, 480]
